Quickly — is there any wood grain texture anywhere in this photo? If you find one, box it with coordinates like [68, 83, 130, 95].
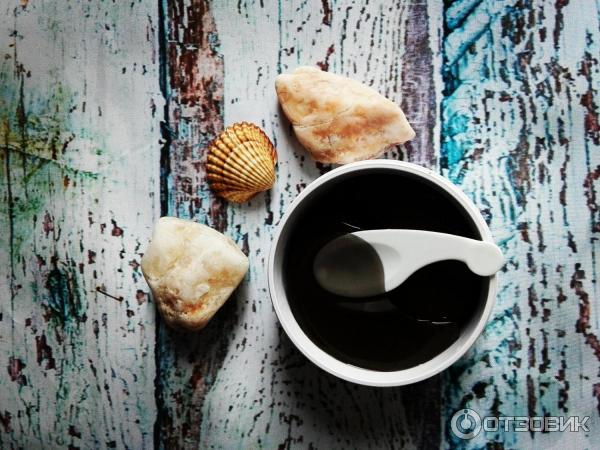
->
[1, 0, 599, 448]
[0, 1, 162, 448]
[155, 0, 232, 448]
[156, 0, 441, 449]
[441, 0, 600, 448]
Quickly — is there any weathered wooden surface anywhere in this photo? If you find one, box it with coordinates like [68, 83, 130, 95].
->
[156, 1, 441, 448]
[1, 0, 599, 449]
[0, 1, 162, 448]
[441, 1, 599, 448]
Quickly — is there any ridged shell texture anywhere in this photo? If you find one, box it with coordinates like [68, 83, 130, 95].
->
[206, 122, 277, 203]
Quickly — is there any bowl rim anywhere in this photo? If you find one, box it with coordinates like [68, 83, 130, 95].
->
[268, 160, 498, 387]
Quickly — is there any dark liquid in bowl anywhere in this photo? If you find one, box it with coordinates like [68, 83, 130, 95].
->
[282, 170, 488, 372]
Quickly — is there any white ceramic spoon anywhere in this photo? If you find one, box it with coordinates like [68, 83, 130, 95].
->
[313, 229, 504, 298]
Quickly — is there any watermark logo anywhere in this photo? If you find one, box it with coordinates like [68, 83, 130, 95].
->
[451, 409, 482, 440]
[450, 409, 590, 440]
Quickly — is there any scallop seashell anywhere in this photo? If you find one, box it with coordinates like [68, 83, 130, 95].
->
[206, 122, 277, 203]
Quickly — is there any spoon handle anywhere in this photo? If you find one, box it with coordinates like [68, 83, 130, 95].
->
[353, 230, 504, 289]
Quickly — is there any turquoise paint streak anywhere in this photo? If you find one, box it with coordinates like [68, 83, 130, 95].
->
[442, 111, 471, 182]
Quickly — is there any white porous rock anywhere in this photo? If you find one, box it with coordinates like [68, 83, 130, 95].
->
[275, 66, 415, 164]
[141, 217, 249, 331]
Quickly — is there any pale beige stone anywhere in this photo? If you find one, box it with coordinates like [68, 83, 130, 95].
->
[275, 66, 415, 164]
[141, 217, 249, 331]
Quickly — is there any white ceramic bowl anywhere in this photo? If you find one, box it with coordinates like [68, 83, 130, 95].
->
[268, 160, 497, 387]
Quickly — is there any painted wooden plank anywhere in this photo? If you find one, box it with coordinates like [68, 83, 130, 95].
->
[156, 0, 442, 448]
[440, 0, 600, 448]
[154, 1, 232, 448]
[0, 1, 161, 448]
